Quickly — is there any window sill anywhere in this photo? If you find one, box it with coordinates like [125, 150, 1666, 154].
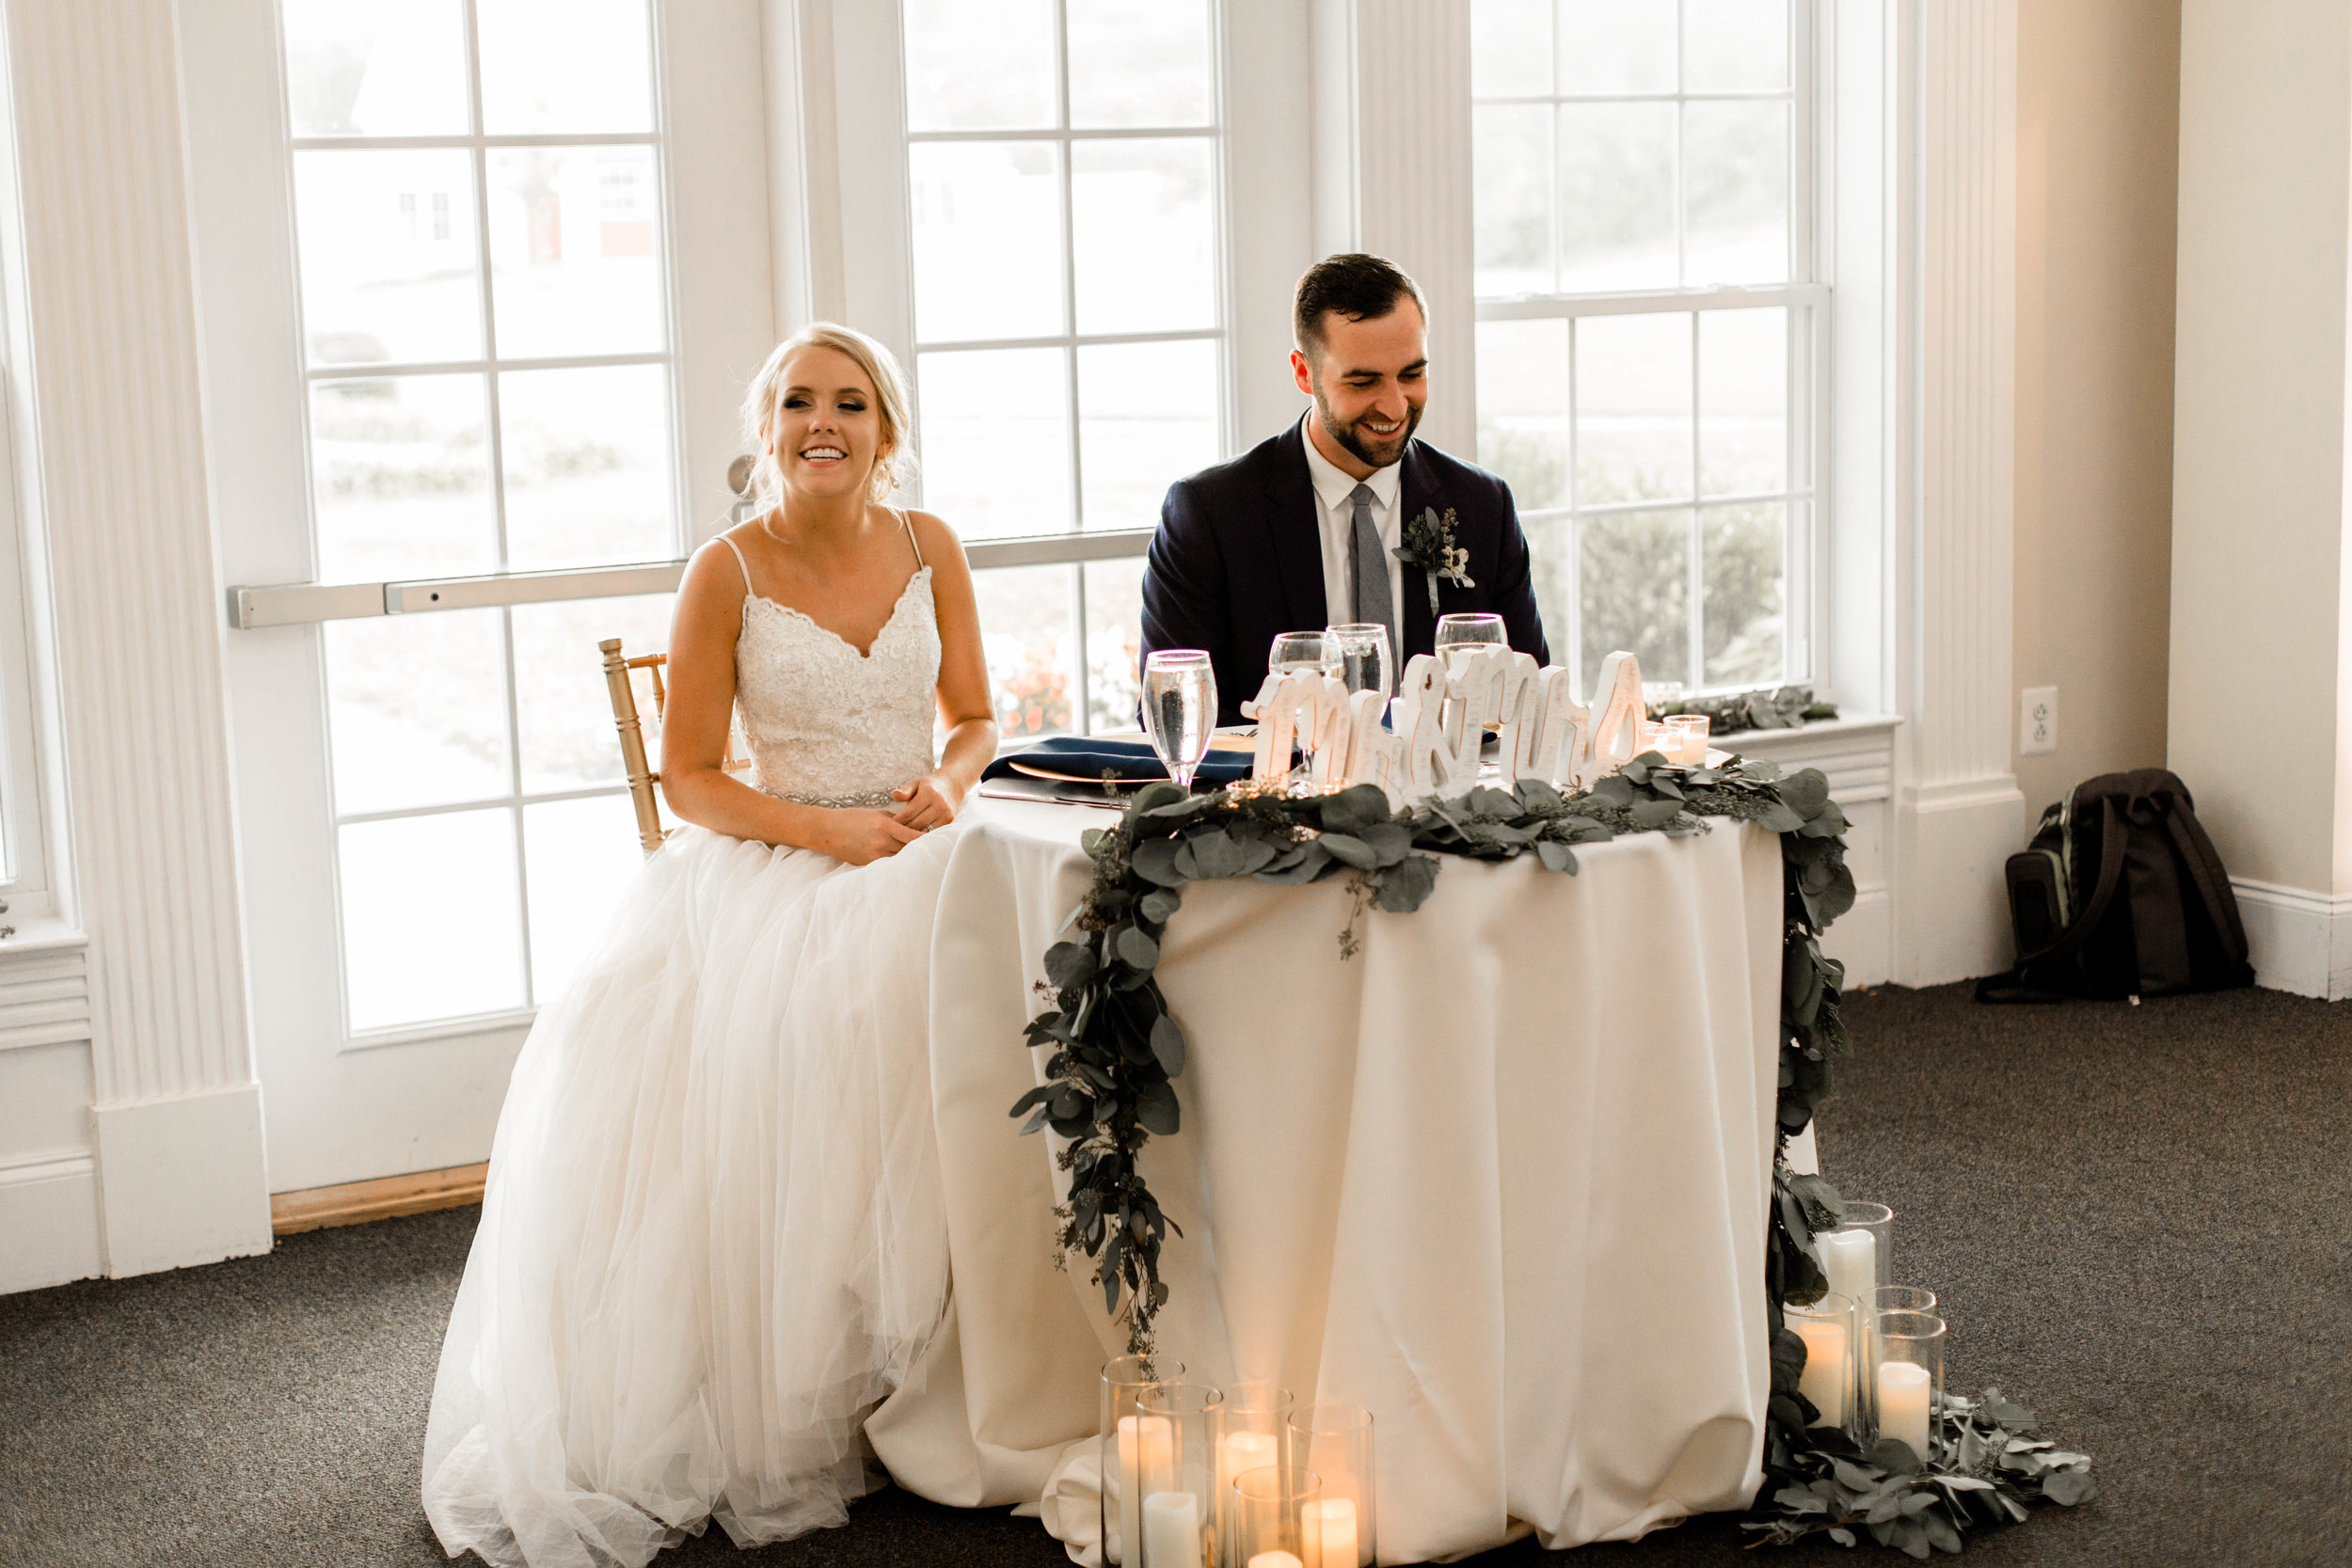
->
[1719, 713, 1901, 803]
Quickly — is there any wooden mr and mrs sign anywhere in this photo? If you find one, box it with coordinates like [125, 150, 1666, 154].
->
[1240, 648, 1648, 806]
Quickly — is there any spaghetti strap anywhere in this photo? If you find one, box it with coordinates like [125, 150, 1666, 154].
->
[896, 508, 925, 569]
[717, 531, 754, 597]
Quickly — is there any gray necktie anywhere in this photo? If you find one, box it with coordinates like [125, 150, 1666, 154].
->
[1347, 483, 1395, 657]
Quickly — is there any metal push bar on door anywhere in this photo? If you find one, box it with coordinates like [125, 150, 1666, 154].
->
[226, 528, 1157, 629]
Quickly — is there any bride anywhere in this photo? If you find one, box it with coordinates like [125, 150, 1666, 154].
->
[422, 324, 997, 1567]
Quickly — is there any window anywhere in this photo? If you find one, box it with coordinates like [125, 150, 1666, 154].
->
[1470, 0, 1818, 697]
[278, 0, 679, 1033]
[897, 0, 1224, 736]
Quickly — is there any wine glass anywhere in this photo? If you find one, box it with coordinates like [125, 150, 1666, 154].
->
[1143, 650, 1217, 789]
[1432, 612, 1505, 672]
[1267, 630, 1338, 678]
[1325, 622, 1392, 699]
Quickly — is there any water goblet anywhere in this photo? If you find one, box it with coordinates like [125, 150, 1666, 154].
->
[1324, 622, 1392, 700]
[1266, 631, 1339, 777]
[1432, 611, 1505, 673]
[1143, 651, 1216, 791]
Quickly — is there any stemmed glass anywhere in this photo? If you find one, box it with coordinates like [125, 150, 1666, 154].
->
[1325, 622, 1392, 700]
[1267, 630, 1339, 679]
[1433, 611, 1505, 672]
[1142, 650, 1216, 790]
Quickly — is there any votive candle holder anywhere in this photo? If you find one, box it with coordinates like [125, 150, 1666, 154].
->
[1663, 713, 1710, 765]
[1784, 1291, 1861, 1436]
[1287, 1403, 1375, 1567]
[1136, 1382, 1225, 1568]
[1100, 1354, 1184, 1567]
[1230, 1465, 1320, 1568]
[1875, 1310, 1947, 1464]
[1216, 1382, 1294, 1559]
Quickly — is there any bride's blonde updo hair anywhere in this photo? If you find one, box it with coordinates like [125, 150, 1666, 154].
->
[741, 322, 916, 504]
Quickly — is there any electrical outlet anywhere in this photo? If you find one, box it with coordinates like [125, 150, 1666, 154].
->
[2020, 686, 2058, 757]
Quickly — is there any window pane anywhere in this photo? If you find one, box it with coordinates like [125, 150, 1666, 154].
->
[1077, 340, 1218, 531]
[1556, 102, 1677, 293]
[1558, 0, 1677, 95]
[903, 0, 1057, 132]
[975, 563, 1074, 737]
[917, 347, 1073, 539]
[1073, 138, 1216, 335]
[475, 0, 653, 135]
[1474, 318, 1569, 512]
[486, 147, 666, 360]
[1698, 308, 1787, 496]
[294, 149, 482, 366]
[1703, 500, 1784, 686]
[1471, 0, 1551, 97]
[1684, 101, 1789, 285]
[1068, 0, 1213, 128]
[523, 795, 643, 1003]
[512, 593, 676, 795]
[1474, 104, 1552, 297]
[341, 809, 525, 1030]
[282, 0, 469, 138]
[910, 142, 1065, 342]
[1522, 511, 1575, 683]
[310, 373, 495, 581]
[498, 364, 677, 571]
[1581, 508, 1689, 686]
[1084, 556, 1147, 733]
[1684, 0, 1789, 92]
[1576, 312, 1692, 506]
[326, 610, 512, 815]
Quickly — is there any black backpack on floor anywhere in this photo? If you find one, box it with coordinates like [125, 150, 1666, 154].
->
[1978, 768, 2254, 1003]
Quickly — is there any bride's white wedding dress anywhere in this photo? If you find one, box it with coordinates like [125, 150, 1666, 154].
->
[423, 521, 961, 1568]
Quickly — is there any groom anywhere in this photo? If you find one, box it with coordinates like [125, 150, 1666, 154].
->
[1138, 252, 1549, 726]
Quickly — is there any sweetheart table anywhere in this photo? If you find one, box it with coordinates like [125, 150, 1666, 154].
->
[864, 794, 1787, 1562]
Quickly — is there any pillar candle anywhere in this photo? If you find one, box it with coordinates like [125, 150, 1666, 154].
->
[1114, 1415, 1173, 1566]
[1790, 1313, 1848, 1428]
[1247, 1554, 1303, 1568]
[1817, 1228, 1877, 1315]
[1879, 1361, 1932, 1458]
[1142, 1490, 1200, 1568]
[1303, 1497, 1359, 1567]
[1221, 1430, 1279, 1491]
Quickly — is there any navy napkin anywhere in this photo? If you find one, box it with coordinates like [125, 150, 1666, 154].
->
[980, 735, 1257, 786]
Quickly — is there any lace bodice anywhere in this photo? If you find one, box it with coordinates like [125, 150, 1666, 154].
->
[733, 567, 941, 810]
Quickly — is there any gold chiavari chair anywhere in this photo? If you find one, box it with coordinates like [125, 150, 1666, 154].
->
[599, 637, 753, 853]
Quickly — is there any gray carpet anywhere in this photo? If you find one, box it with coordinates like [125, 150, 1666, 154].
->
[4, 981, 2348, 1566]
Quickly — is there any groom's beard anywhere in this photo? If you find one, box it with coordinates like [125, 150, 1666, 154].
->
[1311, 389, 1422, 470]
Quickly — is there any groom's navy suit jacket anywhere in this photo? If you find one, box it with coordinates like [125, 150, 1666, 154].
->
[1138, 421, 1550, 727]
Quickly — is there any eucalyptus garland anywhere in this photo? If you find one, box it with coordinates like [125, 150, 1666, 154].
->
[1009, 752, 2091, 1553]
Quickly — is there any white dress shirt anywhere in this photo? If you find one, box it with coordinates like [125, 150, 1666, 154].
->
[1297, 411, 1406, 632]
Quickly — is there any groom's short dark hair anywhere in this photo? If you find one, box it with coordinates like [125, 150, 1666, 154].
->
[1293, 254, 1424, 362]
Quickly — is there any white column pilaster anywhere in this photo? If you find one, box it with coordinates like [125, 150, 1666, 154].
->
[1, 0, 270, 1272]
[1311, 0, 1476, 459]
[1893, 0, 2025, 986]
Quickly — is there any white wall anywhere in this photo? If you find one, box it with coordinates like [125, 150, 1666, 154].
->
[2169, 0, 2352, 996]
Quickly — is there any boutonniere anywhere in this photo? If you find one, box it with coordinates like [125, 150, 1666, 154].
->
[1393, 506, 1474, 614]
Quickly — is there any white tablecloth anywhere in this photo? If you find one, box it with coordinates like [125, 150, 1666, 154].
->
[866, 797, 1786, 1562]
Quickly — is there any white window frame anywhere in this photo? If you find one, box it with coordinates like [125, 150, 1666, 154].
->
[805, 0, 1312, 736]
[1470, 0, 1828, 701]
[0, 378, 55, 920]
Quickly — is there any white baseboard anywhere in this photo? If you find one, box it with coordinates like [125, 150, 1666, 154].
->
[90, 1082, 273, 1278]
[2229, 879, 2352, 1001]
[0, 1152, 103, 1292]
[1895, 777, 2026, 987]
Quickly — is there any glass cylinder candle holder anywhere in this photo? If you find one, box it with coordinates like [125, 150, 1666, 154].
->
[1216, 1382, 1295, 1556]
[1136, 1382, 1225, 1568]
[1871, 1285, 1937, 1316]
[1635, 719, 1668, 757]
[1100, 1354, 1184, 1568]
[1230, 1465, 1319, 1568]
[1816, 1204, 1890, 1433]
[1785, 1291, 1861, 1437]
[1663, 713, 1710, 765]
[1287, 1403, 1375, 1567]
[1875, 1310, 1947, 1465]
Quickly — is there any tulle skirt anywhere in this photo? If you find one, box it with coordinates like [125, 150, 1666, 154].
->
[421, 824, 960, 1568]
